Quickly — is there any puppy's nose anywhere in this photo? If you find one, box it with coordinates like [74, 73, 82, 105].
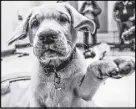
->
[38, 30, 58, 44]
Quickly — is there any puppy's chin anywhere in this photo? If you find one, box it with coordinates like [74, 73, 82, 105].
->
[39, 57, 62, 67]
[37, 49, 72, 67]
[38, 55, 68, 67]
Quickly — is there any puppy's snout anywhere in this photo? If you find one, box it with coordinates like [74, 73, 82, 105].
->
[38, 30, 59, 44]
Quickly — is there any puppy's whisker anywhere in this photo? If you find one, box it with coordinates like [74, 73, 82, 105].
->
[67, 40, 74, 47]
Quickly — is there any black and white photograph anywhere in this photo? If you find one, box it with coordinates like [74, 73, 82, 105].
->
[1, 1, 135, 107]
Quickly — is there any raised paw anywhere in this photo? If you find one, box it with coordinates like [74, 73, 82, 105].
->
[87, 56, 135, 80]
[112, 56, 135, 78]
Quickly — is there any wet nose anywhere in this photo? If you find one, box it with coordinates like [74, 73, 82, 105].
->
[38, 30, 58, 44]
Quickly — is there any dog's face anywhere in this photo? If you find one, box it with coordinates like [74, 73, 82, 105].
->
[8, 3, 96, 66]
[29, 4, 76, 65]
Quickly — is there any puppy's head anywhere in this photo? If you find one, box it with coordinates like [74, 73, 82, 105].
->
[8, 3, 96, 66]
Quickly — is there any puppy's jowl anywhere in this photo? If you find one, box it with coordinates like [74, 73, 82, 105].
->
[7, 3, 135, 107]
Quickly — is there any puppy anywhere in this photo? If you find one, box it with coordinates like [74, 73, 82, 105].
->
[8, 3, 135, 107]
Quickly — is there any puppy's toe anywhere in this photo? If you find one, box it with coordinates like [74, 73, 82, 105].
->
[113, 56, 135, 77]
[91, 60, 119, 79]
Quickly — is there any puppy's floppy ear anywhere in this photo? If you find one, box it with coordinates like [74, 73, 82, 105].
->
[8, 10, 33, 45]
[65, 3, 96, 34]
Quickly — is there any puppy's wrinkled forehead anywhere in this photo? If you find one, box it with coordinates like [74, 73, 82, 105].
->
[30, 4, 71, 22]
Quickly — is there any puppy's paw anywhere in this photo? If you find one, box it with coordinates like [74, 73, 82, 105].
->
[87, 56, 135, 80]
[112, 56, 135, 78]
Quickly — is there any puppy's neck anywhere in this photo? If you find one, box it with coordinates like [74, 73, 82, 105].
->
[31, 48, 87, 92]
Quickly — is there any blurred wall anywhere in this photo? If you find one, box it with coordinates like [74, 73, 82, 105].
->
[69, 1, 78, 10]
[97, 1, 108, 33]
[108, 1, 118, 31]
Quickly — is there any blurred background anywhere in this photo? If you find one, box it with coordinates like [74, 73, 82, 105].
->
[1, 1, 135, 107]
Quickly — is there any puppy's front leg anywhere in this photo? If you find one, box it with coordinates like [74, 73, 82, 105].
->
[76, 56, 135, 101]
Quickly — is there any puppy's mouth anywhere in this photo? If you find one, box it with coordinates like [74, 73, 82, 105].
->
[40, 48, 65, 59]
[39, 49, 71, 64]
[33, 44, 71, 64]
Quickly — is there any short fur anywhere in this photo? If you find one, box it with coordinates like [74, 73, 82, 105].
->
[8, 3, 135, 107]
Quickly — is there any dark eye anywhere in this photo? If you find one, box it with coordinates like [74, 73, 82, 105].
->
[31, 19, 40, 28]
[58, 14, 69, 23]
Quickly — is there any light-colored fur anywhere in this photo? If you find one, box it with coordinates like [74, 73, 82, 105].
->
[8, 3, 135, 107]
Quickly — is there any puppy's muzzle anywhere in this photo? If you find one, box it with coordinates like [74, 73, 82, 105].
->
[33, 27, 71, 65]
[38, 29, 59, 44]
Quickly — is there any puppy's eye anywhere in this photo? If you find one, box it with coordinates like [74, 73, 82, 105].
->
[58, 14, 69, 23]
[31, 19, 40, 28]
